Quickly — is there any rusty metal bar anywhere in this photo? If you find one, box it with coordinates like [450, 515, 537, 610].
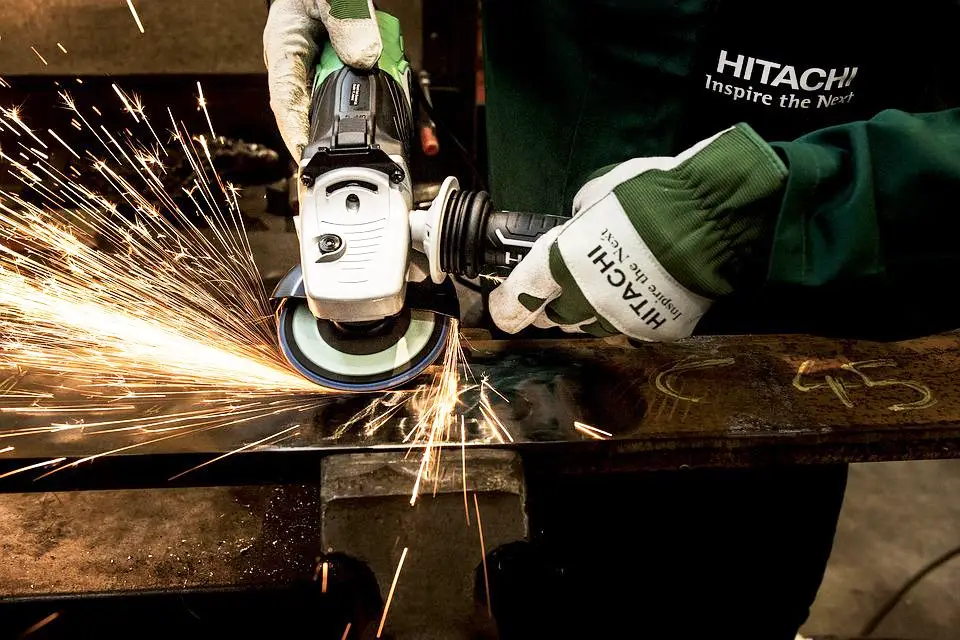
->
[1, 332, 959, 491]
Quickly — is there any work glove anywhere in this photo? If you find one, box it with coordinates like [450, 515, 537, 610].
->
[489, 124, 788, 342]
[264, 0, 382, 160]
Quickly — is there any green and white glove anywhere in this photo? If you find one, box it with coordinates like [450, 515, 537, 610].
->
[488, 123, 788, 342]
[264, 0, 382, 160]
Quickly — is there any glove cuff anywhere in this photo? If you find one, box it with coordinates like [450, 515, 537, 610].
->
[692, 124, 788, 212]
[616, 124, 788, 298]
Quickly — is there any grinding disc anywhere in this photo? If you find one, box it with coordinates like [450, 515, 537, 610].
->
[276, 298, 449, 391]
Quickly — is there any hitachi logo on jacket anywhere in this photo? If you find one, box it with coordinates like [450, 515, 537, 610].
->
[715, 50, 858, 92]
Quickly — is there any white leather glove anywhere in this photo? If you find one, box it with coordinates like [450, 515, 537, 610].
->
[264, 0, 382, 160]
[489, 124, 788, 342]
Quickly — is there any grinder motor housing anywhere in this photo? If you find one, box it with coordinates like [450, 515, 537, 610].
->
[296, 47, 415, 323]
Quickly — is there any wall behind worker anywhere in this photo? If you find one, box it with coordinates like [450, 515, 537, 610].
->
[1, 0, 422, 76]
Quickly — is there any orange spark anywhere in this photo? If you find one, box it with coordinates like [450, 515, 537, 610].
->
[196, 82, 216, 138]
[377, 547, 408, 638]
[126, 0, 145, 33]
[47, 128, 80, 159]
[168, 425, 300, 480]
[30, 46, 48, 65]
[474, 493, 492, 617]
[574, 421, 613, 440]
[0, 457, 65, 480]
[20, 611, 60, 636]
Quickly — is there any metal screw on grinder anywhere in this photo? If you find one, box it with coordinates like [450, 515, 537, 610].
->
[300, 173, 314, 188]
[390, 168, 404, 184]
[345, 193, 360, 212]
[318, 234, 342, 254]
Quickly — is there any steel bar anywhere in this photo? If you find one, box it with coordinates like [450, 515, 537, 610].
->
[2, 331, 960, 491]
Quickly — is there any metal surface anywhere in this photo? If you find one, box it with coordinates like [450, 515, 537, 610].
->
[321, 451, 522, 638]
[2, 331, 960, 491]
[0, 451, 521, 638]
[0, 483, 385, 639]
[0, 485, 319, 596]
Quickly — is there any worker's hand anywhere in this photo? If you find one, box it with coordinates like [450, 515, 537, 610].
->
[488, 124, 788, 342]
[264, 0, 382, 160]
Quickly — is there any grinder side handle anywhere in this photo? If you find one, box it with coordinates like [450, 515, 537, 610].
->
[430, 186, 568, 279]
[481, 210, 567, 271]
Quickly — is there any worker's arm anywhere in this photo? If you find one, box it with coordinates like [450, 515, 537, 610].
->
[766, 108, 960, 291]
[489, 108, 960, 342]
[489, 124, 789, 341]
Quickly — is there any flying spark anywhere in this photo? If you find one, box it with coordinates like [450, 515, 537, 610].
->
[461, 416, 470, 525]
[19, 611, 60, 637]
[30, 46, 48, 66]
[112, 83, 140, 123]
[0, 457, 66, 480]
[574, 421, 613, 440]
[126, 0, 145, 33]
[196, 82, 216, 139]
[474, 493, 492, 617]
[57, 42, 68, 54]
[377, 547, 408, 638]
[47, 128, 80, 159]
[0, 86, 337, 477]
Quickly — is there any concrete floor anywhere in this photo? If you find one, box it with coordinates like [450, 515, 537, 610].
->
[801, 459, 960, 639]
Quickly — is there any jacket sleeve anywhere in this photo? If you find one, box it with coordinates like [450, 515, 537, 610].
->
[766, 108, 960, 294]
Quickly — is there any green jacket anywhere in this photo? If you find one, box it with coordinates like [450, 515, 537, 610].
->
[481, 0, 960, 339]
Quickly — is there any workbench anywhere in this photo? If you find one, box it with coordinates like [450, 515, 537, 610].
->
[2, 330, 959, 638]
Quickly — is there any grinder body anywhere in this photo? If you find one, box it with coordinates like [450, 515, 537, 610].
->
[297, 16, 415, 323]
[273, 11, 455, 392]
[272, 12, 565, 392]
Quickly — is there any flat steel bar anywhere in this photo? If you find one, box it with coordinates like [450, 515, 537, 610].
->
[2, 331, 960, 491]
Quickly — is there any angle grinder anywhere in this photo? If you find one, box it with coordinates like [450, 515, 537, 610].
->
[270, 11, 564, 392]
